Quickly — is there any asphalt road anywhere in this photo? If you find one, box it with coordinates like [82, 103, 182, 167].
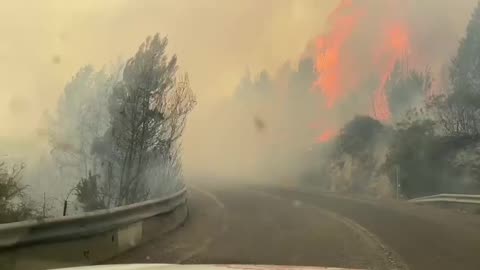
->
[107, 183, 480, 270]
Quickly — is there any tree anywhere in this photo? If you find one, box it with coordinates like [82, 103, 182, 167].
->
[428, 93, 480, 136]
[289, 58, 317, 96]
[146, 73, 196, 197]
[48, 65, 117, 212]
[96, 33, 195, 206]
[75, 171, 105, 211]
[325, 116, 388, 194]
[336, 116, 385, 158]
[234, 69, 273, 107]
[381, 113, 480, 198]
[397, 2, 480, 198]
[431, 2, 480, 137]
[383, 119, 442, 198]
[386, 61, 432, 121]
[450, 1, 480, 96]
[49, 66, 114, 183]
[0, 162, 36, 223]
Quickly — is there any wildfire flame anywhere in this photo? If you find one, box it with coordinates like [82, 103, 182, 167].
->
[312, 0, 411, 142]
[316, 129, 339, 143]
[315, 0, 365, 108]
[373, 23, 411, 121]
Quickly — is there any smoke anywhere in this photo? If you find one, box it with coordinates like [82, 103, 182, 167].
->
[0, 0, 478, 192]
[308, 0, 477, 135]
[0, 0, 338, 194]
[183, 59, 320, 182]
[184, 0, 479, 184]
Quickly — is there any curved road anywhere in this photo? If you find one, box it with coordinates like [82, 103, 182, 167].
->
[107, 183, 480, 270]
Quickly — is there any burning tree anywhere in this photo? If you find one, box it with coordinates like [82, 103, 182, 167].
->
[313, 0, 411, 123]
[380, 1, 480, 197]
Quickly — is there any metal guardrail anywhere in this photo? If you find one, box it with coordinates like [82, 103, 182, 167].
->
[0, 187, 187, 248]
[409, 193, 480, 204]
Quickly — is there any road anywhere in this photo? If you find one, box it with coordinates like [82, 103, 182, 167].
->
[107, 183, 480, 270]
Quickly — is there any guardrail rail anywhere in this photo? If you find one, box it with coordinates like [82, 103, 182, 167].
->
[0, 187, 188, 270]
[409, 193, 480, 204]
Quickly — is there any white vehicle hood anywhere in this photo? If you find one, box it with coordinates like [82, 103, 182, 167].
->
[54, 264, 361, 270]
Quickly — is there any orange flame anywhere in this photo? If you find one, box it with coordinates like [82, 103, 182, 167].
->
[316, 129, 338, 143]
[315, 0, 365, 108]
[312, 0, 412, 141]
[373, 23, 410, 121]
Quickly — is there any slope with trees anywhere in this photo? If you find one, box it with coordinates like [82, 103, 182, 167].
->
[308, 2, 480, 199]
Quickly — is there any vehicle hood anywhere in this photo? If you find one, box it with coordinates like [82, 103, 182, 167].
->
[54, 264, 361, 270]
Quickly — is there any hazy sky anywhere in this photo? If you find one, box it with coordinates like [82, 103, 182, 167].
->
[0, 0, 338, 137]
[1, 0, 477, 180]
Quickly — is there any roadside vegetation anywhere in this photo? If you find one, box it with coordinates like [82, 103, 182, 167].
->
[49, 33, 196, 211]
[0, 162, 38, 223]
[0, 33, 195, 222]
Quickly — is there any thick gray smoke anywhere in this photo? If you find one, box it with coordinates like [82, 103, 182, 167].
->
[183, 0, 479, 186]
[0, 1, 478, 207]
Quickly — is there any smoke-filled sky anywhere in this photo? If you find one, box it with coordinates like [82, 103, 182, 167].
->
[0, 0, 337, 135]
[0, 0, 478, 180]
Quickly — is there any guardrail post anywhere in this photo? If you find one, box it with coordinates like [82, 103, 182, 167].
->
[395, 165, 400, 199]
[63, 200, 68, 216]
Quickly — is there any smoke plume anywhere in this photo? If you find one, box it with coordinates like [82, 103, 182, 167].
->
[0, 0, 477, 190]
